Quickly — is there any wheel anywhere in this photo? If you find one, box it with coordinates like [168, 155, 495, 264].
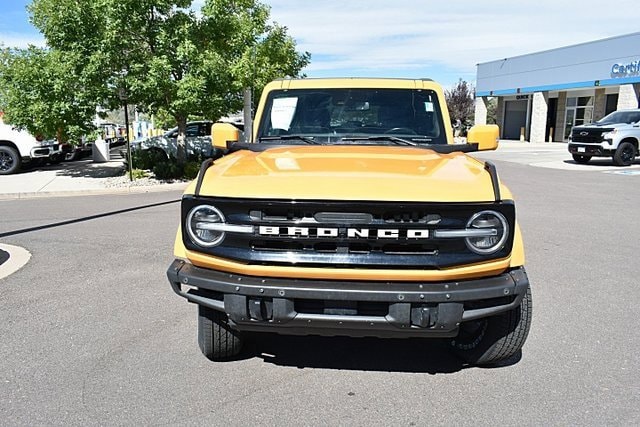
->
[612, 142, 637, 166]
[65, 150, 80, 161]
[451, 286, 532, 366]
[48, 153, 63, 164]
[572, 154, 591, 164]
[0, 146, 21, 175]
[197, 305, 243, 361]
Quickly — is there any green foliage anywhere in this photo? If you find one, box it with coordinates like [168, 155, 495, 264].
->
[0, 46, 98, 141]
[131, 168, 149, 180]
[129, 148, 204, 180]
[18, 0, 309, 162]
[152, 158, 184, 180]
[445, 79, 475, 125]
[485, 97, 498, 125]
[130, 148, 169, 170]
[183, 161, 201, 180]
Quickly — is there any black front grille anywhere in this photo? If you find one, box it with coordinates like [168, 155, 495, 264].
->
[182, 197, 516, 269]
[571, 127, 613, 143]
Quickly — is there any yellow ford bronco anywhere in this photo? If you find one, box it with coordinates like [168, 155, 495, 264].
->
[167, 78, 532, 366]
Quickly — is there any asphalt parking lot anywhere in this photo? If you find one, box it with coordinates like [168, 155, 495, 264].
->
[1, 142, 639, 425]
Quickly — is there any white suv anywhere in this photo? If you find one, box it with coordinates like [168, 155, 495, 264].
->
[0, 123, 63, 175]
[568, 109, 640, 166]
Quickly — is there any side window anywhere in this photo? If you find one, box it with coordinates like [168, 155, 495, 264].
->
[185, 124, 199, 137]
[202, 123, 212, 136]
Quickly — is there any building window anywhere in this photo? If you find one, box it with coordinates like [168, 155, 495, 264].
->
[564, 96, 594, 140]
[605, 94, 619, 116]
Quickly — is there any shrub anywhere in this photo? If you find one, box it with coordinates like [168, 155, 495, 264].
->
[183, 161, 201, 180]
[152, 160, 184, 180]
[131, 168, 148, 180]
[131, 149, 167, 170]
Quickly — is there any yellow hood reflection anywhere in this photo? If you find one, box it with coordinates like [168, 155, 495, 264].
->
[188, 145, 511, 202]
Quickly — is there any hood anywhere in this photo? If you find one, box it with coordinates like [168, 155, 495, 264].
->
[189, 145, 506, 203]
[575, 122, 631, 130]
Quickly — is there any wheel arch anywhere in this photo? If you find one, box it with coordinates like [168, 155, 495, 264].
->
[0, 139, 20, 152]
[619, 137, 639, 150]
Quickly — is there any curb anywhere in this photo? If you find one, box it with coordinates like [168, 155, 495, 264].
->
[0, 182, 190, 200]
[0, 243, 31, 280]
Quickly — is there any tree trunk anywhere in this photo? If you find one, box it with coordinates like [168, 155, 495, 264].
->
[176, 116, 187, 164]
[243, 88, 253, 143]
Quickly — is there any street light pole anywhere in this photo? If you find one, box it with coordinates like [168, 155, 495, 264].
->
[119, 87, 133, 182]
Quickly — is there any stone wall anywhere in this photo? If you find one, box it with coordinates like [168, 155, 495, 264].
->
[529, 92, 548, 143]
[617, 84, 640, 110]
[474, 97, 487, 125]
[593, 88, 606, 121]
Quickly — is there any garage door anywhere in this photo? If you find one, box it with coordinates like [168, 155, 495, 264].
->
[503, 100, 528, 140]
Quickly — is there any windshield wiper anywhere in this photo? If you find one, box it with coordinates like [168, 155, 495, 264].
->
[340, 136, 417, 146]
[259, 135, 321, 145]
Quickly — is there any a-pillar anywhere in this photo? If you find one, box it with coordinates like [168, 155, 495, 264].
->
[529, 92, 548, 143]
[617, 84, 640, 110]
[474, 96, 488, 125]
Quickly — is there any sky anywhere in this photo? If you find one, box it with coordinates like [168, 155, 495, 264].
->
[1, 0, 640, 88]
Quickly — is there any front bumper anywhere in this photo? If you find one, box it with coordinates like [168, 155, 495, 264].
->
[167, 259, 530, 338]
[30, 144, 62, 159]
[568, 143, 614, 157]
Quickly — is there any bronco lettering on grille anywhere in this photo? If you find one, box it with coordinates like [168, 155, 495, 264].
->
[258, 226, 430, 239]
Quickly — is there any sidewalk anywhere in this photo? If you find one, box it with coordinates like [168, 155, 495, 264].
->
[0, 155, 189, 200]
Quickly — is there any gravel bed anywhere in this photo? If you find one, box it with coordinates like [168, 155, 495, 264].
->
[104, 173, 188, 188]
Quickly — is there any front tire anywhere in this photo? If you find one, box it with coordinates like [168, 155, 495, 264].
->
[0, 146, 21, 175]
[197, 305, 243, 361]
[613, 142, 636, 166]
[572, 154, 591, 164]
[451, 286, 532, 366]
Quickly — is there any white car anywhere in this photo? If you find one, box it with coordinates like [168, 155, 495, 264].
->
[132, 121, 217, 159]
[0, 123, 63, 175]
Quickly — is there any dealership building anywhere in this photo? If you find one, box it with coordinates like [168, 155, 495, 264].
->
[474, 32, 640, 142]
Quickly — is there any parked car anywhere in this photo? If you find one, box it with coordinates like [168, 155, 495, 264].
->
[131, 121, 216, 159]
[568, 109, 640, 166]
[60, 139, 93, 161]
[0, 123, 63, 175]
[99, 122, 127, 147]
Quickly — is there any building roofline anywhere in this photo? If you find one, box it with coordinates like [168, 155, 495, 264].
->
[476, 31, 640, 67]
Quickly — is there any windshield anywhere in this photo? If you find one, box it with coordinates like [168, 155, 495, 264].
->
[595, 110, 640, 125]
[257, 88, 447, 145]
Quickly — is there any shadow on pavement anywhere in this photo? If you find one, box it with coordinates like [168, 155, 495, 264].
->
[0, 199, 179, 238]
[46, 159, 126, 179]
[16, 146, 126, 178]
[238, 333, 522, 373]
[0, 249, 8, 266]
[563, 158, 640, 167]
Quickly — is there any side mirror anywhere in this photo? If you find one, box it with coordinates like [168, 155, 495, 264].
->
[212, 122, 240, 150]
[467, 124, 499, 151]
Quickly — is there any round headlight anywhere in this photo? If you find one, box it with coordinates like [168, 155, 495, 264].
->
[186, 205, 226, 247]
[465, 210, 509, 255]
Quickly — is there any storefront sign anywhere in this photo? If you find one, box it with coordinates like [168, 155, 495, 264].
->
[611, 60, 640, 77]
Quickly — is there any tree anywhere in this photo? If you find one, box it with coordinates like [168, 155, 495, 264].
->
[445, 79, 475, 126]
[485, 97, 498, 125]
[0, 46, 98, 143]
[28, 0, 310, 163]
